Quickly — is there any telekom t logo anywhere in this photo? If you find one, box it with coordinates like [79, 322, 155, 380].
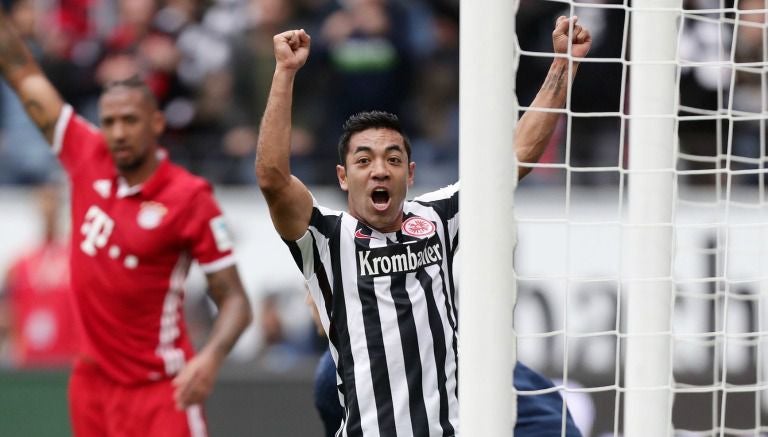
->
[80, 205, 114, 256]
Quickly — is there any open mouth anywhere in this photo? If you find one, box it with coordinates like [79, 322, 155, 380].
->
[371, 188, 390, 211]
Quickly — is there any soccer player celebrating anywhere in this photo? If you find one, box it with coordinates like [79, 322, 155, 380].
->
[0, 8, 252, 437]
[257, 18, 590, 437]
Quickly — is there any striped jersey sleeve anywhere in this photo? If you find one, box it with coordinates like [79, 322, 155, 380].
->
[284, 198, 343, 281]
[413, 182, 460, 254]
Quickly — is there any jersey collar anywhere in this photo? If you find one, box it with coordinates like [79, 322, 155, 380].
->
[116, 149, 171, 199]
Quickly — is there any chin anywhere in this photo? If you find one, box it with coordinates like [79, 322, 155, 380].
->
[115, 157, 144, 172]
[366, 209, 400, 231]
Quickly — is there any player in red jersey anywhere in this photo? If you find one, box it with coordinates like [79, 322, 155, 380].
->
[0, 7, 252, 437]
[1, 184, 79, 368]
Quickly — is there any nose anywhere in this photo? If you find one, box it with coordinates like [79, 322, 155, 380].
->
[110, 122, 126, 142]
[371, 158, 389, 179]
[371, 161, 389, 180]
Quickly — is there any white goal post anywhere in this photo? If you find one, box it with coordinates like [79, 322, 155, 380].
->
[458, 0, 519, 436]
[624, 1, 681, 436]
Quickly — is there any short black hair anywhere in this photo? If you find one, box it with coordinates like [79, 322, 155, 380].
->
[337, 111, 412, 166]
[101, 74, 158, 109]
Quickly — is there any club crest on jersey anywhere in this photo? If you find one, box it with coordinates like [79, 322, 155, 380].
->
[402, 216, 436, 238]
[137, 202, 167, 230]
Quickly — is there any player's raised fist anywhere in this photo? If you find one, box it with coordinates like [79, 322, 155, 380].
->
[273, 29, 311, 71]
[553, 16, 592, 60]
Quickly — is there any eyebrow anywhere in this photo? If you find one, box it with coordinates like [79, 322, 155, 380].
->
[351, 144, 405, 155]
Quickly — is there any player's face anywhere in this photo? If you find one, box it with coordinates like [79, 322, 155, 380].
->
[99, 88, 164, 173]
[337, 128, 415, 233]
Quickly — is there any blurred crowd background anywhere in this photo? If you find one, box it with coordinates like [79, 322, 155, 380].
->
[1, 0, 763, 190]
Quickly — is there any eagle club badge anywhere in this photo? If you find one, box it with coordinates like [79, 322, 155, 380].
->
[402, 216, 436, 238]
[137, 202, 168, 230]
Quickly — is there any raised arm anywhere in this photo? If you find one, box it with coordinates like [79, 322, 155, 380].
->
[0, 7, 64, 143]
[172, 265, 251, 409]
[256, 29, 314, 241]
[516, 16, 592, 180]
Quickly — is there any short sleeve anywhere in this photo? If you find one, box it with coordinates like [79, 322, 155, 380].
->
[413, 182, 460, 222]
[283, 197, 342, 280]
[179, 185, 236, 274]
[412, 182, 460, 253]
[53, 105, 106, 177]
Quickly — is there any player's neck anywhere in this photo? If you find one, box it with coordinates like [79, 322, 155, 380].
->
[119, 155, 160, 187]
[351, 210, 404, 234]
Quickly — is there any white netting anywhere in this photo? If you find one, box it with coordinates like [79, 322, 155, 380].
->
[512, 1, 768, 436]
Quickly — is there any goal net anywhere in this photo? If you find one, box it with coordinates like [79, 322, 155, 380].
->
[510, 1, 768, 436]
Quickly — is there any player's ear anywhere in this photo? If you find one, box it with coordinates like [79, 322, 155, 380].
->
[152, 110, 165, 137]
[337, 164, 348, 192]
[407, 161, 415, 187]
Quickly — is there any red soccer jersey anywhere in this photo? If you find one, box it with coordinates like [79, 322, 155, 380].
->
[52, 105, 236, 385]
[6, 241, 79, 367]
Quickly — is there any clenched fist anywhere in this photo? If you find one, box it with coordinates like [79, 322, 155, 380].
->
[553, 16, 592, 60]
[273, 29, 311, 71]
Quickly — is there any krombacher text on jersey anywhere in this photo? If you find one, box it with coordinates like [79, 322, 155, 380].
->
[357, 236, 443, 277]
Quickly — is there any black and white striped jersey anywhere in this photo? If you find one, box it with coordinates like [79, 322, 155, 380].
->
[286, 183, 460, 437]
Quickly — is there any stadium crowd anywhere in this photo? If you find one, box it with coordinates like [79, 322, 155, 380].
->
[0, 0, 764, 188]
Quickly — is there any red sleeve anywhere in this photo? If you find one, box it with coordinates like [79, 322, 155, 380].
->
[52, 105, 107, 177]
[180, 184, 236, 274]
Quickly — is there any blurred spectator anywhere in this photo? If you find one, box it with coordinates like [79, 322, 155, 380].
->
[166, 0, 232, 90]
[39, 0, 101, 109]
[677, 0, 732, 185]
[730, 0, 765, 184]
[166, 69, 259, 184]
[0, 184, 79, 368]
[227, 0, 329, 184]
[256, 286, 323, 371]
[0, 0, 61, 184]
[95, 0, 181, 105]
[677, 0, 764, 185]
[410, 6, 459, 186]
[2, 0, 757, 191]
[312, 0, 416, 183]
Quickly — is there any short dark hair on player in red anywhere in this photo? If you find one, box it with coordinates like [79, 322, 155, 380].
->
[101, 74, 158, 110]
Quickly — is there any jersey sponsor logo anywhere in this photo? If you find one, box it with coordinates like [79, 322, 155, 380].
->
[357, 236, 443, 277]
[92, 179, 112, 199]
[402, 216, 436, 238]
[210, 216, 233, 252]
[137, 202, 167, 230]
[80, 205, 115, 256]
